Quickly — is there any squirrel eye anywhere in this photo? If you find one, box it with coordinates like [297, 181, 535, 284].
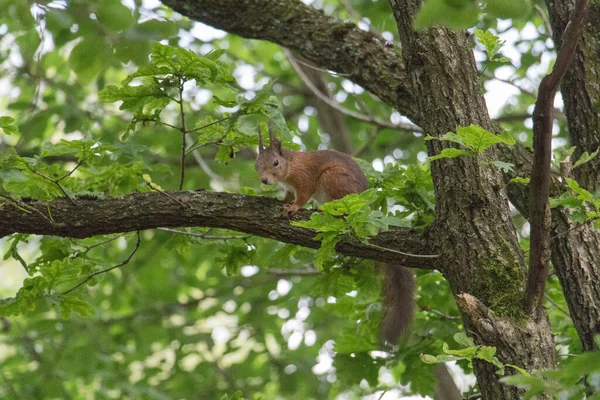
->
[273, 160, 279, 167]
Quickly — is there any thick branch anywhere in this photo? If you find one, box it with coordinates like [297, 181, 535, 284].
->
[0, 191, 435, 270]
[524, 0, 590, 318]
[160, 0, 418, 124]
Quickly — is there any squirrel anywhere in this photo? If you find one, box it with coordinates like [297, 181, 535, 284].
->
[255, 126, 415, 345]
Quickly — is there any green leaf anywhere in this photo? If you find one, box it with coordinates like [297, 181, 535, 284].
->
[485, 0, 531, 19]
[334, 353, 382, 387]
[510, 176, 530, 184]
[428, 148, 471, 161]
[420, 353, 465, 364]
[69, 38, 109, 82]
[96, 0, 134, 32]
[0, 116, 18, 135]
[311, 269, 354, 298]
[454, 332, 476, 348]
[490, 160, 514, 172]
[414, 0, 480, 30]
[442, 342, 479, 357]
[474, 29, 509, 63]
[573, 148, 599, 169]
[456, 125, 515, 152]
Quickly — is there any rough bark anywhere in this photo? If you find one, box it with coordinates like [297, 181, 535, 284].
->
[160, 0, 419, 124]
[388, 0, 556, 397]
[544, 0, 600, 351]
[0, 192, 436, 270]
[546, 0, 600, 192]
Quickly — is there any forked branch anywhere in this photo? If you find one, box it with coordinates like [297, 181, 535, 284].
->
[523, 0, 591, 317]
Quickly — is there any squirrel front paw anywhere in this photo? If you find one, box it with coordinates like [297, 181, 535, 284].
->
[282, 203, 300, 218]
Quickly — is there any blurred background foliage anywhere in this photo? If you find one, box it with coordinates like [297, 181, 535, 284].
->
[0, 0, 583, 399]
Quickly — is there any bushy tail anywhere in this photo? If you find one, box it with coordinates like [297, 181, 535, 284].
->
[380, 263, 415, 345]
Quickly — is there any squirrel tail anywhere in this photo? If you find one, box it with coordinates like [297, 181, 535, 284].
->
[379, 263, 415, 345]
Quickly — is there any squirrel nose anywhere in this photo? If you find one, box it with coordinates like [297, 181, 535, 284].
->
[261, 178, 268, 184]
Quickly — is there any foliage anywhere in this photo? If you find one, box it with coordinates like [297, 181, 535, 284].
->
[425, 124, 516, 172]
[421, 332, 528, 376]
[415, 0, 532, 30]
[550, 178, 600, 228]
[501, 338, 600, 400]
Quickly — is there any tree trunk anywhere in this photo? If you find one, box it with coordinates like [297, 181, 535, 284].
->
[388, 0, 556, 397]
[545, 0, 600, 351]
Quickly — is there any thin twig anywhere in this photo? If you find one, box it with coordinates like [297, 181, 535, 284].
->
[420, 305, 461, 320]
[284, 49, 422, 132]
[138, 118, 181, 131]
[186, 116, 231, 134]
[544, 294, 570, 317]
[0, 193, 57, 226]
[535, 4, 553, 37]
[29, 168, 76, 205]
[264, 267, 322, 276]
[56, 156, 89, 182]
[158, 227, 250, 240]
[523, 0, 590, 317]
[364, 242, 439, 259]
[146, 183, 187, 208]
[62, 231, 141, 295]
[70, 235, 123, 254]
[178, 78, 187, 191]
[186, 135, 233, 188]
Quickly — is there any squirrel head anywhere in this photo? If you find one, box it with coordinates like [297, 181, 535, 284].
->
[255, 125, 289, 185]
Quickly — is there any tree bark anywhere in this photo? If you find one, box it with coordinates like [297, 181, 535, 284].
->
[388, 0, 556, 397]
[0, 192, 436, 270]
[544, 0, 600, 351]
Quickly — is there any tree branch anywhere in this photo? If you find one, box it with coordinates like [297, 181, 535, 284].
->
[523, 0, 590, 318]
[62, 231, 141, 295]
[159, 0, 418, 124]
[285, 49, 422, 133]
[0, 191, 436, 270]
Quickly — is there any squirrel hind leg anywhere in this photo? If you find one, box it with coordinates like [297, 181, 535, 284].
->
[318, 167, 367, 200]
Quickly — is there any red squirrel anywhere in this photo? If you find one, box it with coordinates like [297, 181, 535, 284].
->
[255, 126, 415, 345]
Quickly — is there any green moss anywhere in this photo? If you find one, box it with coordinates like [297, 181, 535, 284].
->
[474, 260, 526, 320]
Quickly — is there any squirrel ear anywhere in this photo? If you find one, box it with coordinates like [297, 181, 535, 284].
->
[268, 122, 284, 155]
[257, 127, 265, 153]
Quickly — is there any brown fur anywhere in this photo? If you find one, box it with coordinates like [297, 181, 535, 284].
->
[255, 128, 415, 345]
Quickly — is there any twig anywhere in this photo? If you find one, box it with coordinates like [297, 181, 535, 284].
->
[523, 0, 590, 317]
[69, 235, 123, 254]
[146, 182, 187, 208]
[535, 4, 553, 37]
[178, 77, 187, 191]
[186, 116, 231, 134]
[157, 227, 250, 240]
[29, 168, 76, 205]
[10, 249, 29, 274]
[284, 49, 422, 133]
[420, 306, 461, 320]
[62, 231, 141, 295]
[364, 242, 439, 259]
[138, 118, 181, 131]
[544, 293, 570, 317]
[264, 267, 322, 276]
[0, 193, 57, 226]
[284, 50, 352, 77]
